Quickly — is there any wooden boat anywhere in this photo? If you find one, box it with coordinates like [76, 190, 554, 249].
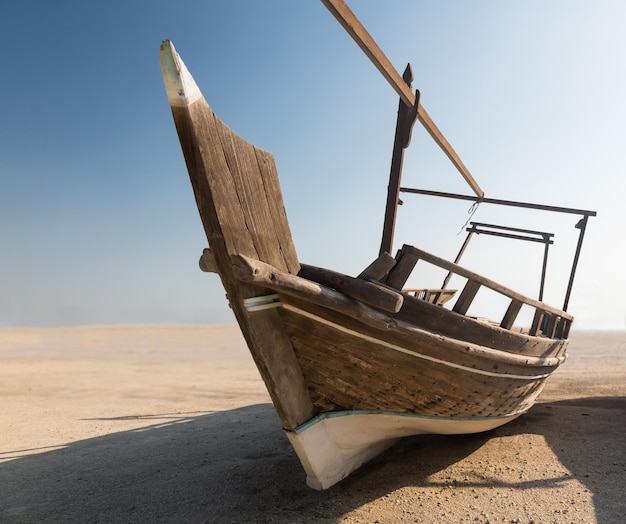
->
[159, 1, 596, 490]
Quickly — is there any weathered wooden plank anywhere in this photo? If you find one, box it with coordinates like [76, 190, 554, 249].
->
[232, 255, 398, 326]
[385, 250, 419, 289]
[281, 302, 550, 417]
[216, 121, 290, 271]
[357, 252, 397, 281]
[500, 298, 523, 330]
[557, 318, 571, 339]
[543, 313, 559, 339]
[529, 309, 545, 336]
[299, 263, 404, 313]
[452, 279, 482, 315]
[160, 41, 313, 429]
[236, 304, 315, 428]
[254, 147, 300, 274]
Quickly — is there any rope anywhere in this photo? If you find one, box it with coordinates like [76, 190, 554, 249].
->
[458, 198, 482, 234]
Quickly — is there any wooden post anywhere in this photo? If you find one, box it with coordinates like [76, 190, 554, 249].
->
[385, 248, 420, 289]
[379, 64, 419, 256]
[452, 279, 481, 315]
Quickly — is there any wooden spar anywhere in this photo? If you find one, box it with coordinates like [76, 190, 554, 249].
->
[321, 0, 484, 199]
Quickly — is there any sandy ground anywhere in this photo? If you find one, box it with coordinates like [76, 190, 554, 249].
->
[0, 325, 624, 523]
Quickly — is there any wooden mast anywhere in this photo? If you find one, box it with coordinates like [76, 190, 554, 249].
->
[321, 0, 484, 199]
[379, 64, 418, 256]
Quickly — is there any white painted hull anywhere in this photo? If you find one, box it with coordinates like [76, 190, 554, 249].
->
[286, 410, 524, 490]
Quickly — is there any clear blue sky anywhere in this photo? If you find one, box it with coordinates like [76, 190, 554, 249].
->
[1, 1, 624, 329]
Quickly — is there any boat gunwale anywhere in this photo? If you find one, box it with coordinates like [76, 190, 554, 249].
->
[232, 254, 567, 370]
[281, 301, 562, 378]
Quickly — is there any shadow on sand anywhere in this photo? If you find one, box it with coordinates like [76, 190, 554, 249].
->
[1, 396, 624, 523]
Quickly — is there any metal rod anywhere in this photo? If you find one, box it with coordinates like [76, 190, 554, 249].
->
[400, 187, 597, 217]
[539, 241, 550, 302]
[469, 229, 554, 245]
[563, 216, 589, 312]
[469, 222, 555, 238]
[441, 230, 474, 289]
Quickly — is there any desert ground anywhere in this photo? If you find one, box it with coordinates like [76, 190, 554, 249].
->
[0, 325, 624, 523]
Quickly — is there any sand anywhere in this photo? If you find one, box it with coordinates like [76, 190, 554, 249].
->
[0, 325, 624, 523]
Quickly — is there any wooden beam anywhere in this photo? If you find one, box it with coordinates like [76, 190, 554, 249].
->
[529, 310, 545, 336]
[385, 250, 420, 290]
[299, 264, 404, 313]
[357, 252, 397, 281]
[321, 0, 484, 198]
[231, 254, 400, 329]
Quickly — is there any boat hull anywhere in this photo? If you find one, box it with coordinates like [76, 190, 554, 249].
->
[160, 40, 571, 490]
[273, 296, 558, 489]
[287, 409, 523, 490]
[277, 298, 558, 416]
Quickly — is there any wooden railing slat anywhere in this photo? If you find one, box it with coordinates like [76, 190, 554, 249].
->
[545, 314, 559, 338]
[452, 280, 481, 315]
[357, 252, 397, 281]
[529, 310, 545, 336]
[500, 299, 523, 330]
[385, 251, 419, 289]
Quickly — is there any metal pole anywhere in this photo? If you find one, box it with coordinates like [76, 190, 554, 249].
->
[441, 229, 474, 289]
[563, 216, 589, 312]
[539, 237, 550, 302]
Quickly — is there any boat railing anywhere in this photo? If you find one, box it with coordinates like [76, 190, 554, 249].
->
[384, 244, 574, 340]
[398, 188, 596, 314]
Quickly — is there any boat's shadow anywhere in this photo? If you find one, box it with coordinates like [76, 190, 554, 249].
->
[1, 397, 623, 523]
